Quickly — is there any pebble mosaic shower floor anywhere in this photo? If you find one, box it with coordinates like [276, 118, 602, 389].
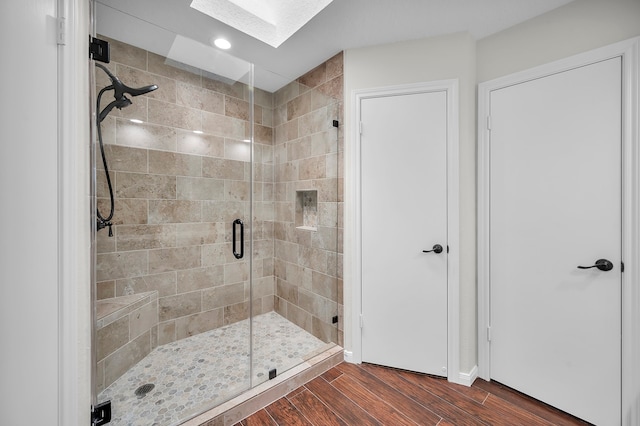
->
[98, 311, 327, 426]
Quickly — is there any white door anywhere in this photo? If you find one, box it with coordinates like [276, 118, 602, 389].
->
[489, 57, 622, 425]
[360, 91, 448, 376]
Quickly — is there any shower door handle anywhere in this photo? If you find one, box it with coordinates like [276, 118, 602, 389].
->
[233, 219, 244, 259]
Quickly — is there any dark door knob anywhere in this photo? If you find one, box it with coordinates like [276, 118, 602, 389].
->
[577, 258, 613, 271]
[423, 244, 443, 254]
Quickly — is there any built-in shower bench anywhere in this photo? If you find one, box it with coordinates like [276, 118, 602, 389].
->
[95, 291, 159, 393]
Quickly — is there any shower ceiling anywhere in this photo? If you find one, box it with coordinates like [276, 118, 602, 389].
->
[97, 0, 574, 91]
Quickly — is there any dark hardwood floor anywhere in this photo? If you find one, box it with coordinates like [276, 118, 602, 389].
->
[236, 362, 592, 426]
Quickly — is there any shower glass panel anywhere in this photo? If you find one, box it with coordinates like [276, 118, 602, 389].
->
[92, 2, 342, 425]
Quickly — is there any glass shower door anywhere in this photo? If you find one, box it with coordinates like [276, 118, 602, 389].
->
[92, 3, 255, 424]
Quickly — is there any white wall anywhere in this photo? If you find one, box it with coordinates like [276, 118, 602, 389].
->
[0, 0, 60, 424]
[0, 0, 91, 425]
[477, 0, 640, 82]
[343, 32, 478, 373]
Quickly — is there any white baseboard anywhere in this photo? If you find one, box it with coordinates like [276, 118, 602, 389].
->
[343, 350, 354, 363]
[457, 365, 478, 387]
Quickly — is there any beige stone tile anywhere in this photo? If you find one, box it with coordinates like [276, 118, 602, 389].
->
[225, 95, 250, 121]
[310, 131, 337, 157]
[201, 243, 237, 267]
[253, 276, 275, 299]
[273, 104, 288, 128]
[299, 290, 333, 323]
[287, 92, 311, 121]
[98, 35, 147, 70]
[202, 157, 245, 180]
[274, 296, 287, 317]
[148, 52, 202, 87]
[96, 226, 116, 254]
[287, 137, 312, 161]
[149, 150, 202, 177]
[202, 76, 246, 99]
[298, 108, 330, 138]
[96, 251, 148, 282]
[104, 198, 148, 225]
[116, 224, 176, 251]
[177, 131, 225, 158]
[116, 64, 176, 104]
[325, 52, 343, 81]
[201, 200, 246, 223]
[115, 172, 176, 199]
[311, 226, 337, 251]
[224, 139, 251, 162]
[104, 331, 151, 388]
[176, 222, 225, 247]
[148, 98, 202, 131]
[254, 88, 273, 108]
[97, 281, 115, 300]
[311, 271, 337, 300]
[224, 301, 249, 325]
[312, 316, 336, 343]
[276, 279, 298, 305]
[177, 266, 224, 293]
[275, 240, 298, 264]
[157, 320, 176, 345]
[116, 272, 177, 297]
[98, 115, 116, 146]
[224, 180, 250, 202]
[261, 106, 273, 127]
[129, 299, 158, 339]
[96, 315, 129, 360]
[115, 119, 177, 151]
[177, 177, 224, 201]
[298, 156, 326, 180]
[202, 111, 245, 140]
[98, 144, 147, 173]
[254, 124, 273, 145]
[176, 81, 224, 114]
[158, 290, 202, 322]
[276, 162, 298, 182]
[224, 262, 249, 284]
[202, 282, 246, 310]
[286, 303, 312, 334]
[149, 246, 201, 274]
[298, 246, 328, 272]
[317, 75, 344, 101]
[148, 200, 202, 224]
[274, 81, 300, 107]
[298, 62, 326, 90]
[175, 308, 224, 339]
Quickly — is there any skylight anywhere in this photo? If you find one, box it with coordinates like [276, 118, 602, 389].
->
[190, 0, 335, 48]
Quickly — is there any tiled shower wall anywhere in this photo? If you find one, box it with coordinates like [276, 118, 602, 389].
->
[94, 36, 275, 390]
[272, 53, 344, 346]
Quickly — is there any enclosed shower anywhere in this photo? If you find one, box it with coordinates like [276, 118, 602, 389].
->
[91, 2, 343, 425]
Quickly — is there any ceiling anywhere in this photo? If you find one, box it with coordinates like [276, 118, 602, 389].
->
[96, 0, 574, 92]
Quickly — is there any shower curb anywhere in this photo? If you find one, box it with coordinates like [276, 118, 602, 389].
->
[181, 345, 344, 426]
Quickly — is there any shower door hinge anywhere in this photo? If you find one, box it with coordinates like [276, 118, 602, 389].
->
[487, 326, 492, 342]
[56, 17, 66, 45]
[89, 36, 110, 63]
[359, 314, 364, 329]
[91, 400, 112, 425]
[486, 115, 492, 131]
[359, 121, 363, 134]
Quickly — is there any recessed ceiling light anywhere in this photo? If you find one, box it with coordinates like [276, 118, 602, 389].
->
[130, 119, 143, 124]
[193, 130, 204, 134]
[213, 38, 231, 49]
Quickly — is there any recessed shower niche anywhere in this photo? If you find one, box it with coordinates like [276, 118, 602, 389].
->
[296, 190, 318, 231]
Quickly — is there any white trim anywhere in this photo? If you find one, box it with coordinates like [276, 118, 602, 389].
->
[58, 0, 91, 424]
[457, 365, 478, 387]
[348, 80, 462, 384]
[477, 37, 640, 425]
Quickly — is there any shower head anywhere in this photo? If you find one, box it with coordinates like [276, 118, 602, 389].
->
[96, 63, 158, 98]
[96, 63, 158, 122]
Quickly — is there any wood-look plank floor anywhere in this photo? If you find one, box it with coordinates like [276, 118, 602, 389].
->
[236, 362, 592, 426]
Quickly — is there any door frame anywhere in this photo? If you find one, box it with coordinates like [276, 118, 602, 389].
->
[477, 37, 640, 423]
[348, 80, 462, 384]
